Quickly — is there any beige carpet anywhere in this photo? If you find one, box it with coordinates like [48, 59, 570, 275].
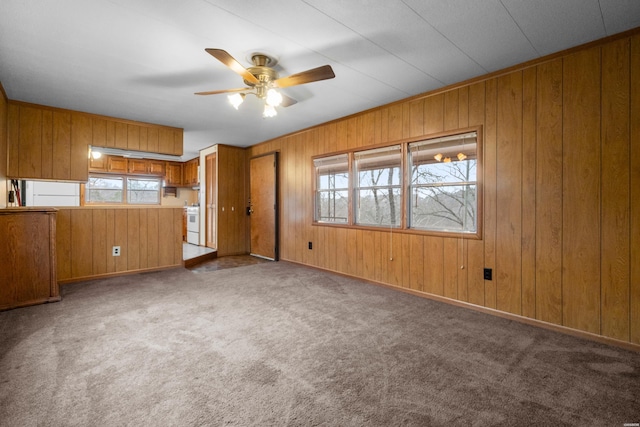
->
[1, 262, 639, 426]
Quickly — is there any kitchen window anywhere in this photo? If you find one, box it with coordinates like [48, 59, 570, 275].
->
[126, 177, 161, 204]
[85, 174, 161, 205]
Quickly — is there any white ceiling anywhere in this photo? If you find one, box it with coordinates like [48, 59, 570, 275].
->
[1, 1, 639, 160]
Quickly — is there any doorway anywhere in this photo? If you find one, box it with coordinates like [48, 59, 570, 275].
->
[249, 153, 278, 260]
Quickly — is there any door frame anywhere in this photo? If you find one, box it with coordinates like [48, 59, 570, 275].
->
[199, 144, 217, 248]
[250, 151, 279, 261]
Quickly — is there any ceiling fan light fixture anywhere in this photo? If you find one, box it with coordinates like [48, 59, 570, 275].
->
[457, 152, 467, 161]
[263, 104, 277, 118]
[199, 48, 335, 118]
[228, 93, 245, 109]
[266, 88, 283, 107]
[434, 153, 443, 162]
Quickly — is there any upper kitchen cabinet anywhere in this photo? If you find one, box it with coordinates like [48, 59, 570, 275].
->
[7, 100, 184, 182]
[89, 155, 166, 176]
[183, 157, 199, 186]
[92, 116, 182, 156]
[164, 161, 183, 186]
[7, 102, 89, 182]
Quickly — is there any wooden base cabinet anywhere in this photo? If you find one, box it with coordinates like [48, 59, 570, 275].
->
[0, 208, 60, 311]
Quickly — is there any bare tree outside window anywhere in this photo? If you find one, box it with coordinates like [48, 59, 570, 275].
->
[409, 132, 477, 233]
[354, 145, 401, 227]
[312, 129, 480, 237]
[86, 176, 124, 203]
[314, 154, 349, 223]
[127, 178, 161, 204]
[86, 175, 161, 205]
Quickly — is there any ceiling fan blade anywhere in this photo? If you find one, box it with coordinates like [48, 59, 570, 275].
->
[205, 48, 260, 85]
[280, 93, 298, 108]
[273, 65, 335, 89]
[194, 87, 250, 96]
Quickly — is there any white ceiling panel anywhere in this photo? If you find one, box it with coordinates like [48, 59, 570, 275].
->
[404, 0, 539, 71]
[501, 0, 606, 56]
[1, 0, 639, 159]
[599, 0, 640, 35]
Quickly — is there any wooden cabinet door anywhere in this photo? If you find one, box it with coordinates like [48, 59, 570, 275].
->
[52, 111, 72, 180]
[0, 210, 59, 310]
[164, 162, 182, 186]
[182, 158, 199, 186]
[89, 155, 107, 172]
[107, 156, 128, 173]
[8, 104, 80, 181]
[148, 160, 165, 176]
[128, 159, 148, 174]
[158, 129, 173, 155]
[215, 146, 247, 256]
[69, 113, 91, 182]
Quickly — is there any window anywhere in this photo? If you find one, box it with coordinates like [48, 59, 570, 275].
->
[353, 145, 402, 227]
[127, 177, 161, 204]
[408, 132, 477, 233]
[314, 154, 349, 223]
[86, 176, 124, 204]
[85, 174, 161, 205]
[312, 128, 480, 238]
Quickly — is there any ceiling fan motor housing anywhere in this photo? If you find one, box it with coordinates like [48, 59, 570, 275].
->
[245, 55, 279, 98]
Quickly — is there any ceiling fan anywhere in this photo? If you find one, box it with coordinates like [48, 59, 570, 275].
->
[195, 49, 335, 117]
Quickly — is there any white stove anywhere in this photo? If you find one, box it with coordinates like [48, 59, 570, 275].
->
[186, 206, 199, 245]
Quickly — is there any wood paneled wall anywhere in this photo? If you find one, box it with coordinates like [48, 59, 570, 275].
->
[0, 83, 7, 208]
[6, 101, 183, 183]
[56, 207, 183, 282]
[249, 30, 640, 346]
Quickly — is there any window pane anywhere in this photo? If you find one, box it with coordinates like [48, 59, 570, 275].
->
[86, 176, 123, 204]
[408, 132, 478, 233]
[355, 187, 401, 226]
[314, 154, 349, 223]
[316, 189, 349, 222]
[354, 145, 401, 227]
[127, 177, 160, 204]
[411, 184, 476, 232]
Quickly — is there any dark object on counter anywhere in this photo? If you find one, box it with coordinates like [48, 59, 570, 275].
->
[11, 180, 22, 206]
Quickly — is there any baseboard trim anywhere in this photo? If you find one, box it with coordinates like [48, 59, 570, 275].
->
[284, 259, 640, 354]
[58, 264, 183, 285]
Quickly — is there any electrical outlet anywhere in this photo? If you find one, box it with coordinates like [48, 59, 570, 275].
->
[308, 242, 312, 250]
[112, 246, 121, 257]
[483, 268, 492, 281]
